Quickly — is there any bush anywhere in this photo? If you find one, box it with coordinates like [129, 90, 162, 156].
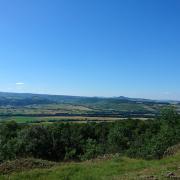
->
[80, 139, 103, 161]
[0, 158, 56, 174]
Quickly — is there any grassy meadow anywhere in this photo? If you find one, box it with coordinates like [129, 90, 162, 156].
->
[0, 151, 179, 180]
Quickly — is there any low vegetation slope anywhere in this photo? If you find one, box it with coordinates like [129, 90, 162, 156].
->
[0, 151, 179, 180]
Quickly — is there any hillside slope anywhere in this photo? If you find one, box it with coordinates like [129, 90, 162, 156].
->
[0, 152, 179, 180]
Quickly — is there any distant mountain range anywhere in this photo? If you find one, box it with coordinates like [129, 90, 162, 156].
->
[0, 91, 179, 105]
[0, 92, 179, 118]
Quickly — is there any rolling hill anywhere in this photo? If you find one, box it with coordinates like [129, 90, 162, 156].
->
[0, 92, 179, 121]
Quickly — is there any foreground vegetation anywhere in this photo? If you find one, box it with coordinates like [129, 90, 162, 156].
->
[0, 107, 179, 179]
[0, 150, 180, 179]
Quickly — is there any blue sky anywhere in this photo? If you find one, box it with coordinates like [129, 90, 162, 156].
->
[0, 0, 180, 100]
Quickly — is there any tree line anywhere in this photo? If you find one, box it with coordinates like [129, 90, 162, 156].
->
[0, 108, 179, 162]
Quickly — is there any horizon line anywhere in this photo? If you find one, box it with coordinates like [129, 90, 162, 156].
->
[0, 90, 179, 102]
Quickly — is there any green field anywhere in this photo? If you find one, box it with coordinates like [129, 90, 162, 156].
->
[0, 116, 149, 124]
[0, 152, 179, 180]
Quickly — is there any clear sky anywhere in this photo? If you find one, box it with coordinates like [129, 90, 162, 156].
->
[0, 0, 180, 100]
